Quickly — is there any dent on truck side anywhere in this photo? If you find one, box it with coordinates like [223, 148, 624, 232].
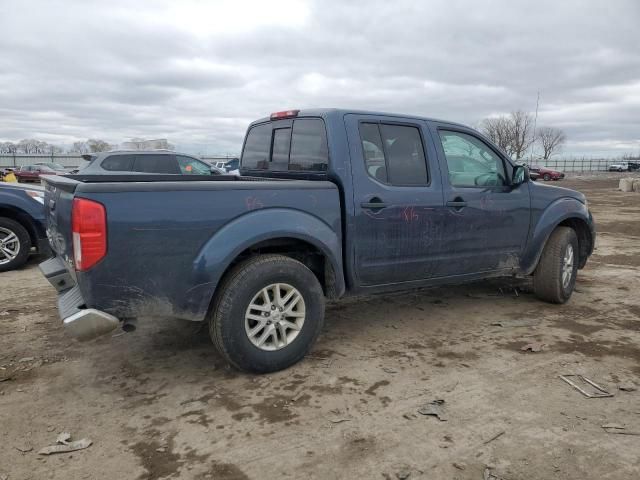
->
[182, 207, 345, 320]
[520, 196, 593, 274]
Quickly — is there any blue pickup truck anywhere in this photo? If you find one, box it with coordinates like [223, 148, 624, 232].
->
[39, 109, 594, 373]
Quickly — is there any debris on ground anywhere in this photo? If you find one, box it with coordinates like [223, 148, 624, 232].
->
[559, 375, 613, 398]
[452, 462, 466, 470]
[618, 384, 637, 392]
[14, 442, 33, 453]
[483, 467, 505, 480]
[491, 319, 540, 328]
[38, 433, 92, 455]
[417, 399, 447, 421]
[520, 342, 546, 352]
[327, 417, 350, 424]
[601, 423, 625, 430]
[482, 430, 506, 445]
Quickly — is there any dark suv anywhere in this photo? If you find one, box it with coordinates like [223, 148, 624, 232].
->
[78, 150, 223, 175]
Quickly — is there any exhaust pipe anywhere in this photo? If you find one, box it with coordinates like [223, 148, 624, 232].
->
[122, 318, 138, 333]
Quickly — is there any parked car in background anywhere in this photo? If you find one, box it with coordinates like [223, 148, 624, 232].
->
[529, 165, 565, 181]
[40, 108, 594, 373]
[77, 151, 225, 175]
[608, 162, 629, 172]
[224, 158, 240, 174]
[14, 165, 58, 183]
[34, 162, 68, 172]
[0, 183, 50, 271]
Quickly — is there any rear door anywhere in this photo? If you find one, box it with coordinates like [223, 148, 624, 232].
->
[346, 114, 447, 286]
[430, 123, 530, 274]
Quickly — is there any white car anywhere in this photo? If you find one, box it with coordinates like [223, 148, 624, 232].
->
[608, 162, 628, 172]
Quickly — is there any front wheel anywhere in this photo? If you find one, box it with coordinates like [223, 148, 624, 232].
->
[543, 173, 551, 181]
[533, 227, 578, 304]
[0, 217, 31, 272]
[210, 254, 325, 373]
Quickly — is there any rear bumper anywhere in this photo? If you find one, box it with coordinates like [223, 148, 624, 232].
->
[39, 256, 120, 341]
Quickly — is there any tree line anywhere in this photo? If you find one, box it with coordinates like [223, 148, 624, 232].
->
[0, 138, 114, 155]
[481, 111, 566, 160]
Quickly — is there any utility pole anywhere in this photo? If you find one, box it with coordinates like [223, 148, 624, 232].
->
[530, 91, 540, 162]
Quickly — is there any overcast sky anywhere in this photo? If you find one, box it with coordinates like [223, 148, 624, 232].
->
[1, 0, 639, 157]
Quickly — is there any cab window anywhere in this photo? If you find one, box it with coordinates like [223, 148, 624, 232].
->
[438, 130, 506, 187]
[359, 123, 428, 186]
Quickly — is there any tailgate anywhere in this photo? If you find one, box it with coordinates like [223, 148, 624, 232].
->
[42, 175, 81, 270]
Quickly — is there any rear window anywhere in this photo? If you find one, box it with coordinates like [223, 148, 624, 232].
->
[101, 155, 134, 171]
[242, 123, 271, 170]
[132, 154, 179, 174]
[241, 118, 328, 172]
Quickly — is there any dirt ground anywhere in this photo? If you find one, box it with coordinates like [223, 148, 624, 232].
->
[1, 174, 639, 480]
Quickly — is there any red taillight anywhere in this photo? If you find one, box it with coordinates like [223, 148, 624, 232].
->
[72, 198, 106, 271]
[270, 109, 299, 120]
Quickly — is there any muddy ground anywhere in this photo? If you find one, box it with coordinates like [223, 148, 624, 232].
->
[1, 174, 639, 480]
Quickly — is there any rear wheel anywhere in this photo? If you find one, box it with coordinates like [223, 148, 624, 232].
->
[543, 173, 551, 181]
[533, 227, 578, 304]
[0, 217, 31, 272]
[210, 254, 325, 373]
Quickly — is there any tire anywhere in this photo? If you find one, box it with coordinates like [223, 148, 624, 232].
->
[543, 173, 551, 181]
[533, 227, 578, 304]
[210, 254, 325, 373]
[0, 217, 31, 272]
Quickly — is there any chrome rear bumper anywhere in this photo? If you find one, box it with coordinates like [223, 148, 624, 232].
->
[39, 256, 120, 341]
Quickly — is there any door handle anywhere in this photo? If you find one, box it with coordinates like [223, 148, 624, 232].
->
[446, 197, 467, 210]
[361, 197, 388, 209]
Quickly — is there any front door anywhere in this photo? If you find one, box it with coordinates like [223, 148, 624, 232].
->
[346, 114, 447, 286]
[430, 124, 531, 275]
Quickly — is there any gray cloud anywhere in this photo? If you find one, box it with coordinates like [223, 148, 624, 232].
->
[1, 0, 639, 156]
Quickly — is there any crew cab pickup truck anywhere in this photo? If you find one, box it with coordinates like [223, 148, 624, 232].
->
[39, 109, 595, 373]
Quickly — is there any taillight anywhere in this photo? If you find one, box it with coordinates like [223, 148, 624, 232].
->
[270, 109, 299, 120]
[72, 198, 106, 271]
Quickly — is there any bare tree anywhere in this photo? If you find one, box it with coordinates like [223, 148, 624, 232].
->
[69, 141, 90, 154]
[17, 139, 52, 154]
[87, 139, 113, 153]
[0, 142, 17, 154]
[481, 116, 513, 155]
[508, 110, 535, 160]
[481, 110, 535, 159]
[537, 126, 566, 159]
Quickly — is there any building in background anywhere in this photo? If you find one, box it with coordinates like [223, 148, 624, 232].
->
[121, 138, 174, 150]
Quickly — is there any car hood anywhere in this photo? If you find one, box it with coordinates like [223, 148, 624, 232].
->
[530, 180, 586, 204]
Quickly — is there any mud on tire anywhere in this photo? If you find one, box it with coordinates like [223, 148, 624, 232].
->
[209, 254, 325, 373]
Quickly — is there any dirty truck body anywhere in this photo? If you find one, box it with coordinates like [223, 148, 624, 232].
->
[40, 109, 594, 372]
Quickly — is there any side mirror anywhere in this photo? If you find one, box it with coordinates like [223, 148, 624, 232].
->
[512, 165, 529, 186]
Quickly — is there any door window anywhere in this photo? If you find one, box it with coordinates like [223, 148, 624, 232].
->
[438, 130, 506, 187]
[101, 155, 135, 171]
[177, 155, 211, 174]
[359, 123, 428, 186]
[132, 154, 179, 174]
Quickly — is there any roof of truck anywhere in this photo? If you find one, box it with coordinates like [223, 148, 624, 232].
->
[250, 108, 469, 129]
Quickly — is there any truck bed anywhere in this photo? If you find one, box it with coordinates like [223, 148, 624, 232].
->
[42, 174, 342, 322]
